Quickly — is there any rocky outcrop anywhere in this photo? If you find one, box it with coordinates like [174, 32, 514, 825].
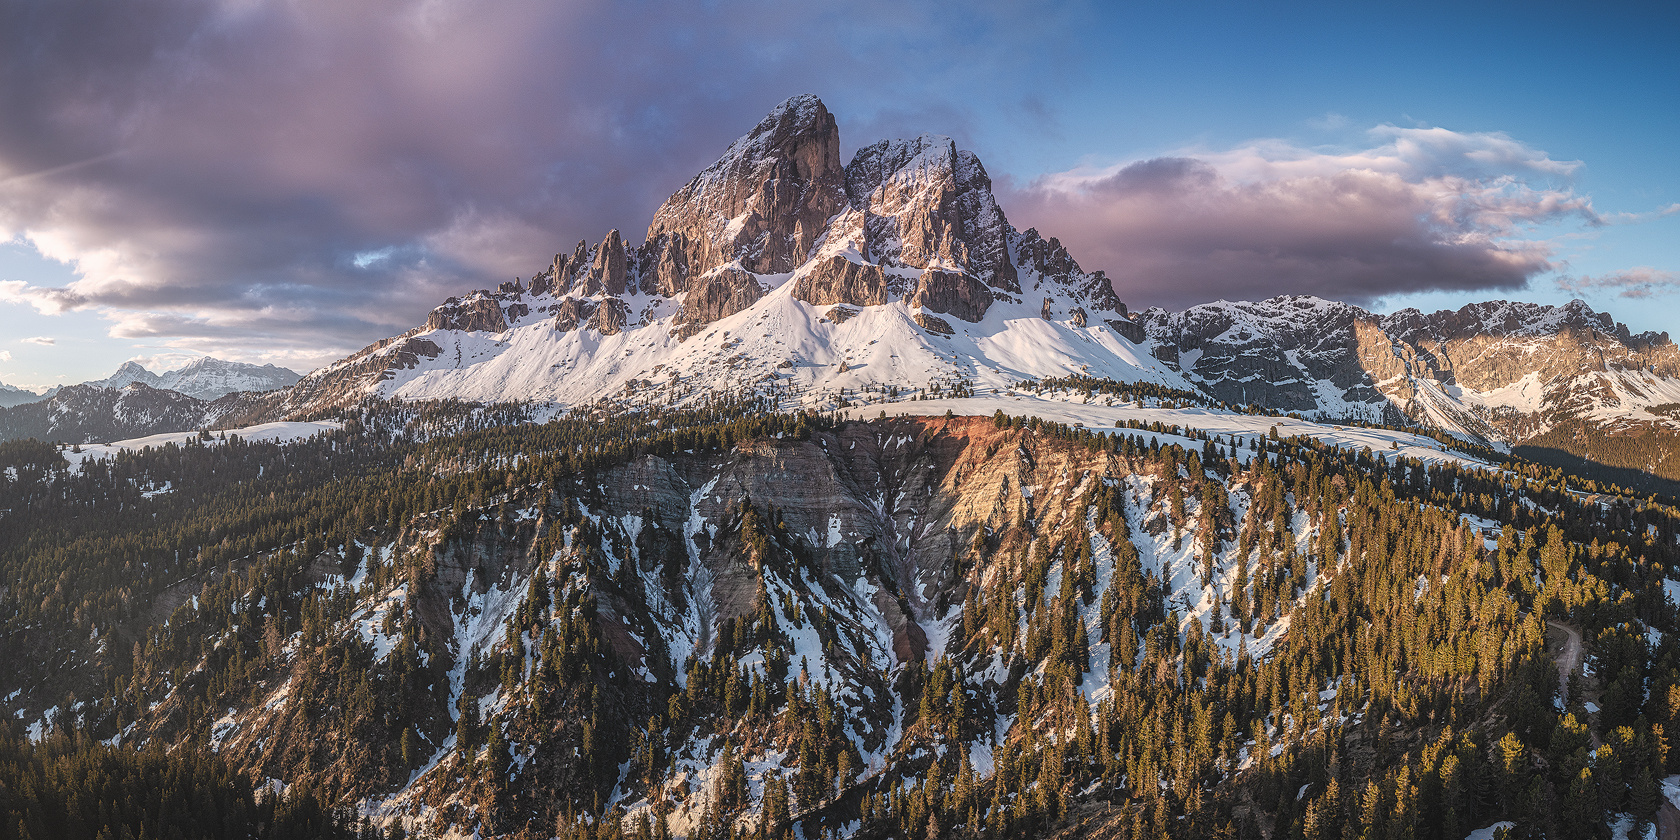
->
[790, 256, 890, 308]
[589, 298, 629, 335]
[552, 297, 596, 333]
[646, 95, 846, 277]
[530, 252, 563, 295]
[425, 295, 509, 333]
[639, 233, 690, 297]
[537, 241, 591, 297]
[674, 268, 764, 339]
[844, 135, 1019, 293]
[914, 312, 955, 336]
[1105, 318, 1146, 343]
[575, 230, 628, 297]
[908, 269, 992, 323]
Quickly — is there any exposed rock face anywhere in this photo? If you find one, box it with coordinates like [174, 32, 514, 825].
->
[908, 269, 993, 322]
[1105, 317, 1146, 343]
[914, 312, 954, 336]
[589, 298, 629, 335]
[789, 256, 890, 307]
[530, 252, 565, 295]
[646, 95, 846, 277]
[1013, 228, 1126, 313]
[577, 230, 628, 296]
[844, 135, 1019, 293]
[1140, 296, 1391, 414]
[674, 268, 763, 339]
[552, 298, 596, 333]
[425, 295, 509, 333]
[1376, 300, 1680, 391]
[640, 233, 690, 297]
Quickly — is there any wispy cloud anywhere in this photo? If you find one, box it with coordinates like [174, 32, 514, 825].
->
[1557, 267, 1680, 299]
[20, 336, 54, 345]
[1002, 126, 1606, 309]
[0, 350, 11, 361]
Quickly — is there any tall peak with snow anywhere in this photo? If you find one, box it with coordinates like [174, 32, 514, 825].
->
[83, 357, 300, 400]
[645, 94, 846, 281]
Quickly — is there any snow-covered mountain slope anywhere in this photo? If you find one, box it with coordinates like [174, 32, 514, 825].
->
[852, 392, 1501, 472]
[86, 357, 300, 400]
[251, 95, 1678, 450]
[262, 95, 1189, 420]
[1135, 295, 1680, 443]
[58, 420, 342, 470]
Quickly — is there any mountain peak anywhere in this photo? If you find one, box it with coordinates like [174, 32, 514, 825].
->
[645, 95, 845, 280]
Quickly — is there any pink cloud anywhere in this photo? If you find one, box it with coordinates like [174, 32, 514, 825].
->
[1003, 128, 1601, 309]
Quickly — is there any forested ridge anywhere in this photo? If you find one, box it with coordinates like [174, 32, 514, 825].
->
[2, 398, 1680, 839]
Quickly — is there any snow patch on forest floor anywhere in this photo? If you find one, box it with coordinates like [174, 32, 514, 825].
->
[62, 420, 344, 470]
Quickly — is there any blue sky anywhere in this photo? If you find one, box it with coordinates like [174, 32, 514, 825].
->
[1, 0, 1675, 389]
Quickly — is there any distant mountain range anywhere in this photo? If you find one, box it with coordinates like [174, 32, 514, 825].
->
[82, 357, 301, 399]
[0, 382, 54, 409]
[0, 357, 297, 442]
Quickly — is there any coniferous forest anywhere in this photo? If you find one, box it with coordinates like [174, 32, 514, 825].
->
[3, 396, 1680, 839]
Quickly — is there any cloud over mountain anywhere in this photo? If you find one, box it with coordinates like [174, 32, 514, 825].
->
[0, 0, 1070, 368]
[1558, 266, 1680, 299]
[1003, 127, 1600, 309]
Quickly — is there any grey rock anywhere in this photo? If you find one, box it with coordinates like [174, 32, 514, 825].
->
[844, 135, 1019, 293]
[552, 297, 596, 333]
[578, 230, 628, 297]
[908, 269, 993, 323]
[915, 312, 955, 336]
[646, 95, 846, 277]
[425, 295, 508, 333]
[791, 256, 891, 308]
[1105, 318, 1146, 344]
[589, 298, 630, 336]
[675, 268, 764, 339]
[640, 233, 690, 297]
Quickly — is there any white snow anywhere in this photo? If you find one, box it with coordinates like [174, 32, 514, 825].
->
[64, 421, 344, 469]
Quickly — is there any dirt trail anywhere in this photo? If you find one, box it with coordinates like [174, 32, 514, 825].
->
[1548, 619, 1583, 699]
